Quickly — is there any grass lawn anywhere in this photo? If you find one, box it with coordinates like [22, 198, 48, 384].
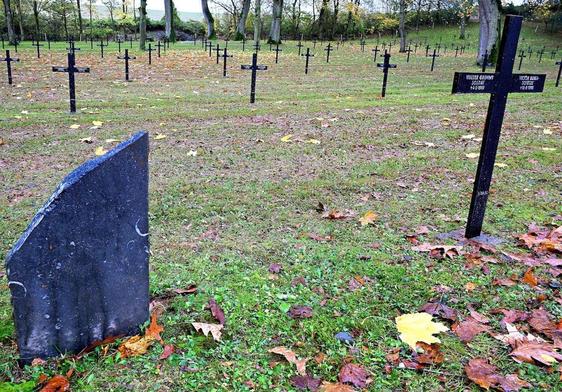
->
[1, 22, 561, 391]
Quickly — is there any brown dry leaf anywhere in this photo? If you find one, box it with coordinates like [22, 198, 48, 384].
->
[118, 312, 164, 358]
[465, 358, 531, 391]
[528, 309, 562, 340]
[291, 375, 322, 391]
[510, 338, 562, 366]
[517, 225, 562, 254]
[411, 243, 463, 259]
[521, 268, 538, 287]
[322, 209, 356, 220]
[338, 363, 369, 388]
[39, 375, 70, 392]
[145, 312, 164, 343]
[419, 302, 458, 321]
[465, 282, 477, 292]
[315, 352, 326, 364]
[467, 304, 490, 324]
[207, 298, 226, 325]
[159, 344, 175, 360]
[74, 334, 124, 359]
[358, 211, 378, 226]
[414, 342, 444, 365]
[301, 232, 334, 242]
[192, 322, 223, 341]
[453, 317, 490, 343]
[268, 346, 308, 375]
[319, 381, 355, 392]
[288, 305, 313, 319]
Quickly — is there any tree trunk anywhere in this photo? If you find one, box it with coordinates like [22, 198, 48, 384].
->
[235, 0, 251, 40]
[459, 16, 466, 39]
[268, 0, 283, 43]
[164, 0, 172, 39]
[33, 0, 40, 38]
[139, 0, 147, 49]
[76, 0, 83, 35]
[254, 0, 261, 43]
[14, 0, 23, 39]
[201, 0, 216, 39]
[2, 0, 16, 44]
[398, 0, 406, 52]
[477, 0, 500, 65]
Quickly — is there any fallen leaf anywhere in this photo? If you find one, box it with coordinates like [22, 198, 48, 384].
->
[92, 121, 103, 126]
[269, 346, 308, 375]
[192, 322, 223, 341]
[154, 133, 167, 140]
[94, 146, 107, 156]
[322, 209, 356, 220]
[521, 268, 538, 287]
[39, 375, 70, 392]
[465, 358, 531, 391]
[419, 302, 458, 321]
[288, 305, 313, 319]
[396, 313, 449, 350]
[338, 363, 369, 388]
[207, 298, 226, 325]
[411, 243, 463, 259]
[452, 317, 490, 343]
[281, 134, 293, 142]
[466, 152, 479, 159]
[159, 344, 174, 360]
[414, 342, 444, 364]
[528, 309, 562, 341]
[118, 312, 164, 358]
[319, 381, 355, 392]
[358, 211, 378, 226]
[291, 375, 322, 391]
[69, 124, 80, 129]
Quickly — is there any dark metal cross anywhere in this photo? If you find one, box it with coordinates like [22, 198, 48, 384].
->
[117, 38, 124, 53]
[324, 43, 333, 63]
[376, 51, 396, 98]
[517, 49, 526, 71]
[117, 49, 136, 81]
[201, 37, 207, 49]
[156, 40, 164, 57]
[414, 42, 419, 54]
[425, 44, 430, 57]
[455, 46, 459, 58]
[372, 46, 380, 62]
[405, 45, 412, 63]
[1, 49, 19, 85]
[32, 39, 43, 59]
[451, 15, 546, 239]
[538, 48, 544, 63]
[556, 60, 562, 87]
[97, 40, 108, 58]
[388, 41, 392, 54]
[242, 38, 246, 51]
[271, 43, 282, 64]
[427, 49, 439, 71]
[206, 41, 213, 57]
[147, 43, 155, 65]
[297, 41, 303, 56]
[241, 52, 268, 103]
[550, 49, 557, 60]
[52, 52, 90, 113]
[360, 39, 366, 52]
[130, 36, 133, 48]
[214, 43, 222, 64]
[301, 47, 314, 74]
[221, 48, 232, 77]
[253, 41, 261, 53]
[527, 46, 533, 59]
[67, 40, 80, 55]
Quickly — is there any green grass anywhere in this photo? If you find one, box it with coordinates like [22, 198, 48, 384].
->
[1, 22, 561, 391]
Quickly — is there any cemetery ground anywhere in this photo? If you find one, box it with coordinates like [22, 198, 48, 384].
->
[0, 24, 561, 391]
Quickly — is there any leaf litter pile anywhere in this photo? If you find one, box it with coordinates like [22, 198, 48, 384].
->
[13, 220, 560, 391]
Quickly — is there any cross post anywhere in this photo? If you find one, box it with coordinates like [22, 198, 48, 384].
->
[451, 15, 546, 238]
[147, 43, 155, 65]
[241, 52, 268, 103]
[253, 41, 261, 53]
[205, 41, 213, 57]
[271, 43, 282, 64]
[117, 38, 124, 53]
[222, 48, 232, 77]
[117, 49, 136, 81]
[405, 45, 412, 63]
[1, 49, 19, 85]
[428, 48, 439, 71]
[214, 43, 221, 64]
[32, 39, 43, 59]
[97, 40, 108, 58]
[301, 47, 314, 74]
[156, 40, 164, 57]
[324, 43, 333, 63]
[372, 46, 380, 62]
[555, 60, 561, 87]
[52, 52, 90, 113]
[360, 39, 366, 52]
[376, 51, 397, 98]
[296, 41, 303, 56]
[517, 49, 526, 70]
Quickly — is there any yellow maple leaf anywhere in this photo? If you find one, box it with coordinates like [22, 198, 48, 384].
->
[95, 146, 107, 156]
[465, 153, 479, 159]
[280, 134, 293, 142]
[154, 133, 167, 140]
[92, 121, 103, 126]
[359, 211, 378, 226]
[69, 124, 81, 129]
[396, 313, 448, 350]
[306, 139, 321, 144]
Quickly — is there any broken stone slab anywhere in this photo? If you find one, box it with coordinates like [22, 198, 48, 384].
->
[5, 131, 150, 363]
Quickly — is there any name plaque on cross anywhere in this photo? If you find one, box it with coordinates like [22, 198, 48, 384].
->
[452, 72, 546, 94]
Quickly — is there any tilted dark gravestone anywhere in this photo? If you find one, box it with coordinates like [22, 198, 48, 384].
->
[1, 49, 19, 85]
[451, 15, 546, 239]
[6, 132, 150, 364]
[301, 48, 314, 75]
[52, 52, 90, 113]
[221, 48, 232, 77]
[241, 52, 267, 103]
[377, 51, 396, 98]
[556, 60, 561, 87]
[117, 49, 136, 81]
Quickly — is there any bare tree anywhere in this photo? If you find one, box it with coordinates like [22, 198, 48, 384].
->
[139, 0, 147, 48]
[235, 0, 251, 39]
[76, 0, 83, 36]
[202, 0, 216, 38]
[164, 0, 173, 39]
[103, 0, 118, 25]
[2, 0, 17, 44]
[14, 0, 23, 39]
[254, 0, 261, 43]
[398, 0, 408, 52]
[269, 0, 283, 43]
[478, 0, 500, 64]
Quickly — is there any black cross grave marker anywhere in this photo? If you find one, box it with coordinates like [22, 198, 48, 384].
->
[117, 49, 136, 81]
[376, 51, 396, 98]
[301, 47, 314, 74]
[372, 46, 380, 62]
[455, 46, 459, 58]
[201, 37, 207, 49]
[156, 40, 164, 58]
[360, 39, 366, 52]
[427, 48, 439, 71]
[147, 43, 155, 65]
[242, 38, 246, 51]
[297, 40, 303, 56]
[405, 45, 412, 63]
[253, 41, 261, 53]
[1, 50, 19, 85]
[13, 40, 18, 53]
[271, 43, 282, 64]
[527, 46, 533, 59]
[556, 60, 562, 87]
[550, 49, 557, 60]
[32, 39, 43, 59]
[324, 43, 333, 63]
[414, 42, 419, 54]
[205, 41, 213, 57]
[451, 15, 546, 239]
[52, 52, 90, 113]
[116, 38, 124, 53]
[241, 52, 268, 103]
[221, 48, 232, 77]
[388, 41, 392, 54]
[98, 40, 108, 58]
[214, 43, 222, 64]
[130, 36, 133, 48]
[517, 49, 526, 71]
[425, 44, 430, 57]
[537, 48, 544, 63]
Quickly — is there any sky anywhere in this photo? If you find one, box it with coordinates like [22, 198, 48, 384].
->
[147, 0, 202, 12]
